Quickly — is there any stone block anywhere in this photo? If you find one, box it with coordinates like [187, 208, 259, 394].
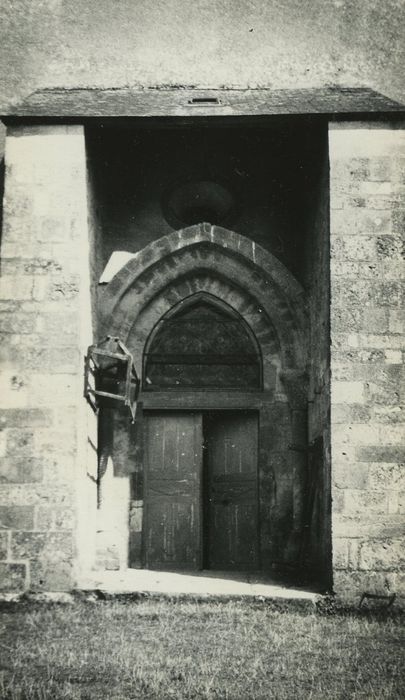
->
[333, 514, 405, 539]
[0, 456, 43, 483]
[330, 209, 392, 237]
[333, 570, 397, 603]
[330, 235, 376, 261]
[399, 492, 405, 514]
[358, 307, 389, 334]
[367, 158, 392, 182]
[35, 506, 53, 530]
[389, 309, 405, 335]
[42, 455, 77, 484]
[392, 208, 405, 235]
[333, 425, 377, 451]
[35, 506, 75, 531]
[0, 313, 37, 334]
[387, 492, 399, 515]
[28, 374, 79, 406]
[378, 424, 405, 445]
[356, 334, 404, 350]
[330, 306, 361, 333]
[331, 278, 405, 311]
[374, 282, 405, 308]
[356, 446, 405, 463]
[359, 538, 405, 571]
[35, 312, 79, 337]
[331, 404, 371, 424]
[0, 563, 27, 592]
[348, 540, 360, 569]
[0, 408, 52, 429]
[22, 257, 63, 275]
[11, 531, 73, 561]
[332, 488, 344, 514]
[16, 347, 79, 374]
[0, 276, 33, 301]
[377, 261, 405, 281]
[0, 506, 35, 530]
[333, 463, 369, 489]
[367, 463, 405, 491]
[38, 217, 72, 243]
[34, 430, 76, 458]
[384, 350, 402, 364]
[332, 382, 364, 404]
[0, 531, 8, 559]
[343, 489, 387, 515]
[30, 560, 74, 591]
[332, 538, 349, 569]
[376, 236, 404, 260]
[0, 484, 74, 508]
[360, 180, 392, 195]
[54, 508, 75, 530]
[6, 430, 35, 458]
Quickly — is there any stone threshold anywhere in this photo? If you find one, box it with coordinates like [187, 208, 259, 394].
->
[76, 568, 320, 607]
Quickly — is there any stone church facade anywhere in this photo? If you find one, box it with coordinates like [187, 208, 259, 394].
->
[0, 2, 405, 604]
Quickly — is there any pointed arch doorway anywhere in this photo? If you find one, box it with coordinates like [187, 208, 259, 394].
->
[99, 224, 309, 578]
[142, 293, 262, 571]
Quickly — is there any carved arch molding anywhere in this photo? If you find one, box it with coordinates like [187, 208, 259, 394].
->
[100, 223, 308, 394]
[99, 224, 310, 571]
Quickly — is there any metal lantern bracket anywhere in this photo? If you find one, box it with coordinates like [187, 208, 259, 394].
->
[84, 336, 140, 422]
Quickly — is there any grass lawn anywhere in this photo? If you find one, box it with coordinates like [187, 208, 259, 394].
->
[0, 598, 404, 699]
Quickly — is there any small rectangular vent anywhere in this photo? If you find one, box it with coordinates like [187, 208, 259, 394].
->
[188, 97, 221, 105]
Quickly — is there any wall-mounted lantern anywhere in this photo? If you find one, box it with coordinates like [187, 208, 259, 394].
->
[84, 336, 139, 422]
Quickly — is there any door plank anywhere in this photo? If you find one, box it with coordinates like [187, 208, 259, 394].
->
[144, 412, 202, 570]
[206, 412, 259, 570]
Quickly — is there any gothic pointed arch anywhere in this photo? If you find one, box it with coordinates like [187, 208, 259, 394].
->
[100, 223, 308, 372]
[142, 291, 263, 390]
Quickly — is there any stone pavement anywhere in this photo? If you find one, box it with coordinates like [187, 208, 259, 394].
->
[79, 568, 319, 604]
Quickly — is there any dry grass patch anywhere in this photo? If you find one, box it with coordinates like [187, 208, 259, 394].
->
[0, 598, 404, 699]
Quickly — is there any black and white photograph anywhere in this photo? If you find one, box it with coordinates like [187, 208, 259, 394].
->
[0, 1, 404, 697]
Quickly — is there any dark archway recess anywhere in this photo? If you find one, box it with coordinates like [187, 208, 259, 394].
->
[143, 293, 262, 390]
[98, 225, 323, 584]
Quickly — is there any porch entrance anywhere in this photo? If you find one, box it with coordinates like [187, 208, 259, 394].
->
[143, 410, 259, 572]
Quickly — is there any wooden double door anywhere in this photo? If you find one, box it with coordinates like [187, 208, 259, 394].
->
[143, 410, 259, 571]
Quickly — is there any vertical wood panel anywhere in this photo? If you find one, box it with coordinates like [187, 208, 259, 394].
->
[144, 411, 202, 570]
[205, 412, 259, 570]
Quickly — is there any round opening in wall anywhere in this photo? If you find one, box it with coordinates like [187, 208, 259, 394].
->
[163, 180, 236, 228]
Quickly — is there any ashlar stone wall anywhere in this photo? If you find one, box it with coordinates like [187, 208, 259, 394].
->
[329, 122, 405, 601]
[0, 125, 98, 592]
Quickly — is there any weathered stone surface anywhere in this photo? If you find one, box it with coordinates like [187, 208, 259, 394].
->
[333, 570, 397, 603]
[0, 408, 52, 429]
[332, 538, 349, 569]
[332, 463, 369, 490]
[0, 484, 74, 507]
[331, 404, 371, 424]
[0, 125, 99, 592]
[342, 489, 388, 516]
[0, 531, 8, 559]
[356, 446, 405, 463]
[359, 538, 405, 571]
[0, 506, 34, 530]
[0, 563, 27, 592]
[0, 456, 43, 484]
[332, 382, 365, 404]
[330, 123, 405, 601]
[36, 506, 75, 530]
[11, 531, 73, 560]
[333, 514, 405, 539]
[30, 560, 74, 592]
